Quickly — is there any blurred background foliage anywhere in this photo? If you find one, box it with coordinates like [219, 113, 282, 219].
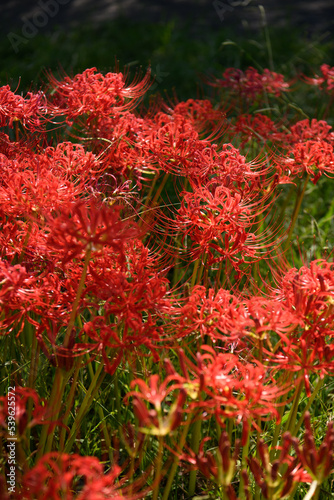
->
[0, 1, 333, 103]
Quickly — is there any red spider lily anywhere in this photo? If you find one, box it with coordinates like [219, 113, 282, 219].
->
[0, 387, 55, 436]
[125, 374, 187, 435]
[171, 346, 287, 425]
[266, 259, 334, 394]
[171, 286, 296, 350]
[0, 141, 103, 227]
[0, 134, 34, 161]
[0, 218, 46, 265]
[191, 346, 289, 424]
[17, 452, 147, 500]
[52, 239, 170, 374]
[173, 285, 246, 344]
[267, 329, 334, 396]
[90, 175, 138, 208]
[275, 259, 334, 327]
[210, 67, 290, 100]
[209, 143, 262, 191]
[83, 317, 164, 376]
[281, 140, 334, 183]
[247, 434, 310, 499]
[176, 180, 273, 269]
[46, 201, 139, 265]
[286, 118, 334, 145]
[84, 240, 169, 324]
[91, 111, 158, 187]
[148, 112, 212, 177]
[181, 432, 240, 489]
[0, 164, 83, 220]
[0, 85, 47, 129]
[303, 64, 334, 92]
[47, 67, 151, 124]
[171, 98, 226, 134]
[0, 140, 103, 189]
[42, 142, 105, 183]
[0, 259, 43, 334]
[232, 113, 282, 148]
[289, 412, 334, 485]
[0, 252, 86, 336]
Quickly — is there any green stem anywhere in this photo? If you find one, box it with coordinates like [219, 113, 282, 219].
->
[188, 415, 202, 497]
[285, 174, 310, 251]
[215, 260, 224, 292]
[114, 369, 121, 416]
[139, 172, 169, 228]
[144, 172, 159, 207]
[151, 172, 169, 207]
[152, 437, 164, 500]
[59, 361, 82, 451]
[26, 332, 40, 453]
[269, 373, 293, 462]
[85, 352, 113, 461]
[238, 420, 250, 499]
[190, 259, 200, 288]
[36, 366, 74, 459]
[196, 254, 207, 286]
[162, 416, 192, 500]
[64, 361, 106, 453]
[293, 377, 325, 437]
[63, 247, 91, 348]
[284, 378, 304, 436]
[259, 5, 274, 71]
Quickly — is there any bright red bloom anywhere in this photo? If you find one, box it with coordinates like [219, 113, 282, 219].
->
[268, 259, 334, 394]
[210, 143, 256, 188]
[176, 346, 288, 424]
[0, 162, 81, 220]
[79, 239, 170, 374]
[148, 112, 211, 177]
[93, 111, 158, 188]
[174, 285, 244, 344]
[170, 98, 226, 135]
[286, 118, 334, 144]
[173, 286, 298, 356]
[46, 201, 139, 264]
[0, 259, 44, 334]
[0, 85, 47, 129]
[176, 180, 273, 269]
[18, 452, 146, 499]
[197, 347, 286, 423]
[47, 67, 151, 123]
[275, 259, 334, 326]
[282, 139, 334, 183]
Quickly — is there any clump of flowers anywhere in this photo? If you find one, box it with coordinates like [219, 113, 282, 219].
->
[1, 61, 334, 500]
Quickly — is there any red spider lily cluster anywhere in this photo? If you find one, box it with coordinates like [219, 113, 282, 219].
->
[1, 63, 334, 499]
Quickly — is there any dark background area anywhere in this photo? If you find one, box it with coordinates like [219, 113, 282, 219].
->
[2, 0, 334, 33]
